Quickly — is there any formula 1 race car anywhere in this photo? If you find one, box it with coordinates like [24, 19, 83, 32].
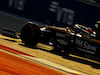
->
[20, 21, 100, 61]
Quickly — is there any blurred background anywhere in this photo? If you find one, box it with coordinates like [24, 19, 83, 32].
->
[0, 0, 100, 33]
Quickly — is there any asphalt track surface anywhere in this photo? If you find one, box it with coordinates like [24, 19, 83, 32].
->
[0, 50, 68, 75]
[0, 34, 100, 75]
[0, 35, 86, 75]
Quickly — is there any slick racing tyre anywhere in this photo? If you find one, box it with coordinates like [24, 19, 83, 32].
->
[50, 38, 70, 56]
[20, 22, 41, 46]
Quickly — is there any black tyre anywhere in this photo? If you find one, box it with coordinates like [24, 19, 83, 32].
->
[20, 22, 41, 46]
[52, 35, 72, 56]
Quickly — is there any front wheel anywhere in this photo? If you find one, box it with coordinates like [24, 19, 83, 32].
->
[50, 39, 70, 56]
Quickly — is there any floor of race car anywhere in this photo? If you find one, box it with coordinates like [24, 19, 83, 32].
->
[0, 35, 100, 75]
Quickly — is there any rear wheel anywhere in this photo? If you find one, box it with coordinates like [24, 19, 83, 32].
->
[20, 22, 41, 46]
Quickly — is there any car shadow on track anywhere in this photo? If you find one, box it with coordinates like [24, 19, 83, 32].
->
[51, 50, 100, 69]
[1, 38, 17, 42]
[19, 43, 100, 69]
[19, 43, 52, 52]
[63, 55, 100, 69]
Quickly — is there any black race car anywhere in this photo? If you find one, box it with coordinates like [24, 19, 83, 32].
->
[18, 21, 100, 61]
